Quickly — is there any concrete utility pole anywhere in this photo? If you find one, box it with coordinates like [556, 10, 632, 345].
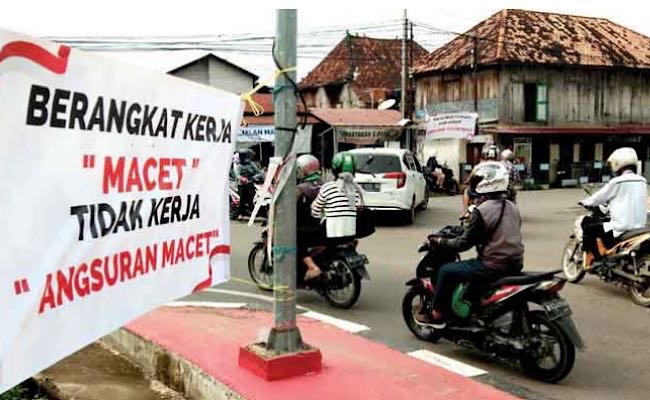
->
[266, 9, 302, 353]
[401, 9, 409, 149]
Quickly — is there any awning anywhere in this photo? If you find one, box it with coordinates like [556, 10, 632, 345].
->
[489, 125, 650, 135]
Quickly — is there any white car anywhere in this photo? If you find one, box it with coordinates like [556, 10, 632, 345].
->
[349, 148, 428, 224]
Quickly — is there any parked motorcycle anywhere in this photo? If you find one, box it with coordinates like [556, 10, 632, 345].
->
[423, 165, 459, 196]
[402, 226, 584, 383]
[248, 228, 370, 309]
[562, 203, 650, 306]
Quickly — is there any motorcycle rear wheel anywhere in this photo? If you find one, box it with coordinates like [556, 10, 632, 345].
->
[562, 238, 586, 283]
[520, 311, 575, 383]
[629, 255, 650, 306]
[247, 243, 273, 291]
[401, 286, 441, 343]
[322, 258, 362, 309]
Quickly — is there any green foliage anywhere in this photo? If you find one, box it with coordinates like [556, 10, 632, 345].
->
[0, 386, 48, 400]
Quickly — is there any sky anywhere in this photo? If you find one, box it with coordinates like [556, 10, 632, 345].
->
[1, 0, 648, 80]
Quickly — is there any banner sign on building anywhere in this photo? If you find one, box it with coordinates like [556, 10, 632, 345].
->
[0, 29, 242, 393]
[337, 127, 401, 145]
[425, 112, 477, 140]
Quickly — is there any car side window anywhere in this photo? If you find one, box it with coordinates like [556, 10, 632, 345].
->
[411, 155, 422, 173]
[403, 154, 415, 171]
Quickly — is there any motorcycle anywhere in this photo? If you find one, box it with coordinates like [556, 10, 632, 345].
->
[248, 227, 370, 309]
[423, 165, 459, 196]
[562, 202, 650, 306]
[402, 226, 584, 383]
[230, 173, 267, 221]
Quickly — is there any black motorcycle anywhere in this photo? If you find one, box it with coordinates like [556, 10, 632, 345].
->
[230, 172, 267, 220]
[402, 226, 584, 383]
[423, 165, 460, 196]
[248, 229, 370, 309]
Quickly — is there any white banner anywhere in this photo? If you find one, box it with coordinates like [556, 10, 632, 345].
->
[0, 29, 241, 393]
[425, 112, 477, 140]
[238, 124, 312, 153]
[239, 124, 275, 143]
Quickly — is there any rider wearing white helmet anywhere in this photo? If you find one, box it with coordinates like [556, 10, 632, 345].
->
[500, 149, 521, 202]
[418, 161, 524, 329]
[580, 148, 647, 267]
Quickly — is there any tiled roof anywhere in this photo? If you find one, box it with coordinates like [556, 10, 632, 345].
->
[413, 9, 650, 74]
[300, 36, 428, 94]
[309, 108, 403, 127]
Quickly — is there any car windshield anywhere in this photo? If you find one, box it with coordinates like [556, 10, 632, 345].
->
[353, 154, 401, 174]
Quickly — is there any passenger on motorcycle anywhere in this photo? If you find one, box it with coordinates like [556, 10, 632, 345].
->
[579, 147, 648, 267]
[311, 151, 363, 250]
[236, 148, 263, 217]
[501, 149, 521, 203]
[419, 161, 524, 329]
[296, 154, 326, 280]
[461, 144, 500, 217]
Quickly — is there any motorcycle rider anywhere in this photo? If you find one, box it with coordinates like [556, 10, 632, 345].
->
[579, 147, 647, 268]
[296, 154, 326, 280]
[311, 152, 363, 247]
[426, 155, 446, 189]
[236, 148, 263, 217]
[418, 161, 524, 328]
[501, 149, 521, 203]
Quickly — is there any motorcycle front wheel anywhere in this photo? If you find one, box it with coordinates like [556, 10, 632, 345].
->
[562, 237, 586, 283]
[520, 311, 575, 383]
[322, 258, 361, 309]
[247, 243, 273, 291]
[401, 286, 441, 343]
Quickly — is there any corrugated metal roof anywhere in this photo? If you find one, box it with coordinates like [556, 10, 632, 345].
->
[309, 108, 402, 127]
[300, 35, 428, 96]
[414, 9, 650, 74]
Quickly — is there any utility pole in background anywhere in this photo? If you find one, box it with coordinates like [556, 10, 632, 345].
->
[267, 9, 302, 353]
[401, 9, 409, 149]
[472, 37, 478, 112]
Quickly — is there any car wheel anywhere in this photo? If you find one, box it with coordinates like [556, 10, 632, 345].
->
[417, 188, 429, 211]
[404, 197, 416, 225]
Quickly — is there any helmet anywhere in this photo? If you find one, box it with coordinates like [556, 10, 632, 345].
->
[332, 152, 356, 177]
[470, 161, 509, 195]
[296, 154, 321, 182]
[501, 149, 515, 162]
[238, 148, 255, 164]
[481, 145, 500, 161]
[607, 147, 638, 174]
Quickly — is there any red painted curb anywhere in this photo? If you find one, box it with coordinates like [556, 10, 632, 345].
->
[239, 344, 322, 381]
[127, 307, 520, 400]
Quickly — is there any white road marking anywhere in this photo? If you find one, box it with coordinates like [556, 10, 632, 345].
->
[302, 311, 370, 333]
[165, 301, 246, 309]
[193, 288, 371, 333]
[407, 349, 488, 377]
[204, 288, 282, 305]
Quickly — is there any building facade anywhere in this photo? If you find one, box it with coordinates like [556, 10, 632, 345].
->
[413, 9, 650, 186]
[168, 53, 258, 95]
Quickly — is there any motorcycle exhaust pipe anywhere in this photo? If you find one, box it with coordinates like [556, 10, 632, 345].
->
[611, 268, 646, 283]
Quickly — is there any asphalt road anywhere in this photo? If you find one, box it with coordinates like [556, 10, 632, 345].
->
[189, 189, 650, 400]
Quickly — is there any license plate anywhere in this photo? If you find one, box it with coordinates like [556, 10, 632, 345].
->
[361, 183, 380, 192]
[543, 299, 572, 320]
[348, 254, 369, 267]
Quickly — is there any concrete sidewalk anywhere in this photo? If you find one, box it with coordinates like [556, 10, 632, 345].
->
[111, 305, 519, 400]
